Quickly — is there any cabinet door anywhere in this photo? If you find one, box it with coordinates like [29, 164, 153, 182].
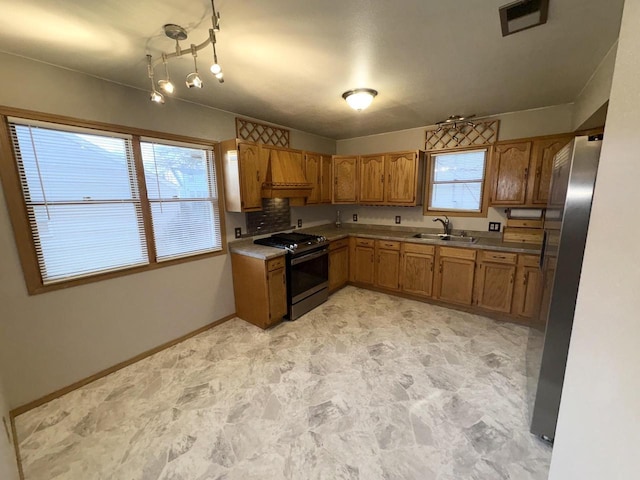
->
[436, 257, 476, 305]
[267, 267, 287, 326]
[320, 155, 332, 204]
[354, 246, 375, 284]
[359, 155, 385, 204]
[329, 247, 349, 292]
[304, 153, 321, 204]
[491, 142, 532, 205]
[238, 143, 264, 211]
[386, 152, 417, 204]
[376, 248, 400, 290]
[475, 263, 516, 313]
[333, 156, 358, 203]
[529, 137, 573, 205]
[513, 265, 542, 318]
[401, 252, 434, 297]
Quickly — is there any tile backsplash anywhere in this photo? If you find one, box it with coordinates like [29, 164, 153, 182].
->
[246, 198, 291, 235]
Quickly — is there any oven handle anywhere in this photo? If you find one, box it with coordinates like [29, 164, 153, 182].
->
[290, 248, 328, 266]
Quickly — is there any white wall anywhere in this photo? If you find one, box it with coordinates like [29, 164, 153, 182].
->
[0, 53, 336, 409]
[572, 42, 618, 131]
[0, 374, 19, 480]
[549, 1, 640, 478]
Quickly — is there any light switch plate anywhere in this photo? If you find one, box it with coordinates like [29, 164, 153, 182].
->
[353, 214, 358, 222]
[489, 222, 501, 232]
[234, 227, 242, 238]
[395, 216, 401, 224]
[297, 219, 302, 228]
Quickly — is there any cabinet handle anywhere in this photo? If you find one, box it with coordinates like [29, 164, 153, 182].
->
[439, 262, 443, 274]
[388, 173, 391, 183]
[283, 273, 286, 285]
[493, 255, 506, 259]
[510, 273, 515, 284]
[256, 171, 260, 182]
[524, 167, 529, 180]
[524, 272, 529, 287]
[536, 168, 541, 179]
[381, 174, 384, 183]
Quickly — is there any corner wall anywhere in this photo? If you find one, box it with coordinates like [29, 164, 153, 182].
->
[0, 52, 336, 409]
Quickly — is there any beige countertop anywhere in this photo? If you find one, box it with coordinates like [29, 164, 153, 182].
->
[229, 223, 542, 259]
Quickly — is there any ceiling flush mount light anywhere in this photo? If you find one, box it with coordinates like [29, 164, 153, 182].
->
[342, 88, 378, 111]
[499, 0, 549, 37]
[146, 0, 224, 103]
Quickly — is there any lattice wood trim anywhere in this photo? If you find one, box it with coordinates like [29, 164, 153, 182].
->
[235, 118, 290, 147]
[425, 120, 500, 151]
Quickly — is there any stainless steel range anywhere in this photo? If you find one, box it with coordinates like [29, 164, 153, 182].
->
[254, 232, 329, 320]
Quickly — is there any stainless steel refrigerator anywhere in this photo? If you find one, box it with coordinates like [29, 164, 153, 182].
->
[528, 134, 603, 442]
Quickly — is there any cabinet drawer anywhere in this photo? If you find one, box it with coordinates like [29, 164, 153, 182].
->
[438, 246, 477, 260]
[355, 237, 375, 247]
[480, 250, 517, 264]
[402, 243, 435, 256]
[518, 254, 540, 267]
[376, 240, 401, 251]
[267, 256, 286, 271]
[330, 238, 349, 250]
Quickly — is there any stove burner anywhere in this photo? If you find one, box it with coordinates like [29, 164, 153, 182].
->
[254, 232, 327, 253]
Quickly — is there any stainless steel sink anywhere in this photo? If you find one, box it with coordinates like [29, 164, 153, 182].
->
[412, 233, 478, 244]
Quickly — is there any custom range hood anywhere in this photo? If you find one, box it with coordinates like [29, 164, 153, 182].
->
[261, 148, 313, 198]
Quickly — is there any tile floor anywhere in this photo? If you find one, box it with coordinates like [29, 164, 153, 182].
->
[15, 286, 551, 480]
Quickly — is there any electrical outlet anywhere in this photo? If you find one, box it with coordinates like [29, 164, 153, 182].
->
[234, 227, 242, 238]
[297, 219, 302, 228]
[395, 215, 401, 224]
[488, 222, 501, 232]
[353, 214, 358, 222]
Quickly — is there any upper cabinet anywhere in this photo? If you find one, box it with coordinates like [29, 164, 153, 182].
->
[221, 139, 266, 212]
[332, 150, 425, 206]
[320, 155, 332, 203]
[304, 152, 322, 204]
[333, 155, 359, 203]
[490, 135, 573, 207]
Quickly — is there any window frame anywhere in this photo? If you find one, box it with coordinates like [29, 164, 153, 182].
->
[423, 145, 493, 218]
[0, 107, 227, 295]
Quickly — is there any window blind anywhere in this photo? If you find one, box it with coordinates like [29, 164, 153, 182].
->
[140, 139, 222, 261]
[8, 119, 149, 284]
[429, 149, 487, 212]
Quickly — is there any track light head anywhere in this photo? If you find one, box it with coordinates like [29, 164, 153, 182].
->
[150, 90, 165, 104]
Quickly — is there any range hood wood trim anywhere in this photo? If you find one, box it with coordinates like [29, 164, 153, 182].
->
[261, 147, 313, 198]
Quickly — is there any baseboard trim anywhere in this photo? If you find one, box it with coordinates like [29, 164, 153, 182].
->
[9, 313, 236, 419]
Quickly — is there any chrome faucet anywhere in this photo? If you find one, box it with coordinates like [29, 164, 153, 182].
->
[433, 216, 451, 235]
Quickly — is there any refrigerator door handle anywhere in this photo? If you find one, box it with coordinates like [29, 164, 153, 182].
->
[539, 230, 548, 269]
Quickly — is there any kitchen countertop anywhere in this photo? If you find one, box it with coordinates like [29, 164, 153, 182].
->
[229, 223, 542, 259]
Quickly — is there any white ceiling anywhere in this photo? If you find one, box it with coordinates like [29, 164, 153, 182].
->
[0, 0, 624, 139]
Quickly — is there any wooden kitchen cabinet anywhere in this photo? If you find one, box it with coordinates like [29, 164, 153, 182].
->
[304, 152, 322, 204]
[320, 155, 332, 203]
[512, 254, 542, 319]
[400, 243, 435, 297]
[231, 254, 287, 329]
[474, 251, 517, 313]
[350, 237, 375, 285]
[220, 140, 266, 212]
[528, 136, 573, 205]
[329, 238, 349, 292]
[435, 247, 476, 305]
[385, 151, 422, 205]
[332, 156, 359, 203]
[375, 240, 401, 291]
[491, 141, 532, 205]
[359, 154, 386, 204]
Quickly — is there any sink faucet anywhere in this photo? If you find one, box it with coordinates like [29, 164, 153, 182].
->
[433, 216, 451, 235]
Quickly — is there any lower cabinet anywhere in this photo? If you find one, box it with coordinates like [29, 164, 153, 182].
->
[329, 238, 349, 292]
[474, 251, 517, 313]
[512, 254, 542, 319]
[400, 243, 435, 297]
[350, 237, 375, 285]
[375, 240, 401, 290]
[435, 247, 477, 305]
[231, 254, 287, 329]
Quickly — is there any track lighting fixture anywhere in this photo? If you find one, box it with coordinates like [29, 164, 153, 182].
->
[146, 0, 224, 103]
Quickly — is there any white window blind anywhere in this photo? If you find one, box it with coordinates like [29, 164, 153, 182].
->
[8, 119, 149, 284]
[140, 139, 222, 261]
[429, 149, 487, 212]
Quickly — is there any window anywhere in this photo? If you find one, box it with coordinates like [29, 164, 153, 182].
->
[140, 139, 222, 261]
[4, 114, 225, 293]
[427, 148, 488, 214]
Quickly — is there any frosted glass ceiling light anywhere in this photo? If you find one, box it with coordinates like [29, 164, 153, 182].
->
[342, 88, 378, 111]
[144, 0, 224, 100]
[186, 46, 203, 88]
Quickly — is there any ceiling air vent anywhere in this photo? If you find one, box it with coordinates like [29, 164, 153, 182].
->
[499, 0, 549, 37]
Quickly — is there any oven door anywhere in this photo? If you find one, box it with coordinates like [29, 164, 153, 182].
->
[288, 247, 329, 305]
